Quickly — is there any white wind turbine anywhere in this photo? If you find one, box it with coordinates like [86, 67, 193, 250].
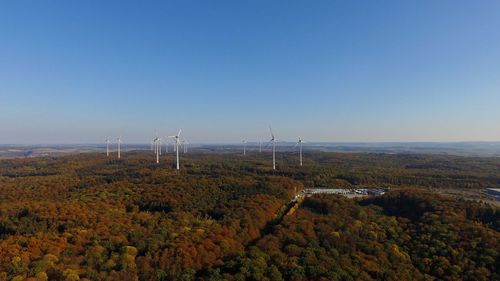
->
[259, 140, 262, 153]
[117, 136, 122, 159]
[153, 131, 160, 154]
[105, 137, 110, 157]
[153, 135, 161, 163]
[182, 139, 189, 154]
[158, 137, 162, 155]
[168, 129, 182, 170]
[266, 127, 278, 170]
[242, 139, 247, 156]
[295, 137, 304, 166]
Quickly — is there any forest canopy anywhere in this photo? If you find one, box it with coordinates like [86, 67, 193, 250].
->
[0, 151, 498, 280]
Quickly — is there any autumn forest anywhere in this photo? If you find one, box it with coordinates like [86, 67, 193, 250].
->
[0, 151, 498, 281]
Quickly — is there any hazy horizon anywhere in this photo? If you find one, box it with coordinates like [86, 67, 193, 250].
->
[2, 1, 500, 144]
[3, 140, 500, 146]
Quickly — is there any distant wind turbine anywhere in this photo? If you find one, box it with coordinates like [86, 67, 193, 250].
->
[182, 139, 189, 154]
[266, 126, 277, 170]
[105, 137, 110, 157]
[153, 135, 160, 163]
[117, 137, 122, 159]
[168, 129, 182, 170]
[242, 139, 247, 156]
[295, 137, 304, 166]
[158, 138, 162, 155]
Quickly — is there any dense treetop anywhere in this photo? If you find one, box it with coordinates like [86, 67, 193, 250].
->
[0, 151, 498, 280]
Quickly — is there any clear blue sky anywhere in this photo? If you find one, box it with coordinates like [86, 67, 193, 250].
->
[1, 0, 499, 144]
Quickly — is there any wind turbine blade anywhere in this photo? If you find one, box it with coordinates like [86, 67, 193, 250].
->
[177, 129, 182, 136]
[264, 140, 273, 148]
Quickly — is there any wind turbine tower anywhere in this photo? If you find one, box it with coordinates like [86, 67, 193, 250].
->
[295, 137, 304, 166]
[117, 137, 122, 159]
[158, 138, 162, 155]
[168, 129, 182, 170]
[156, 139, 160, 163]
[106, 137, 110, 157]
[153, 131, 160, 155]
[268, 127, 277, 170]
[153, 136, 160, 164]
[242, 139, 247, 156]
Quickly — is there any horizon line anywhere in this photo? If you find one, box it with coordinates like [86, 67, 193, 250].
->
[2, 141, 500, 146]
